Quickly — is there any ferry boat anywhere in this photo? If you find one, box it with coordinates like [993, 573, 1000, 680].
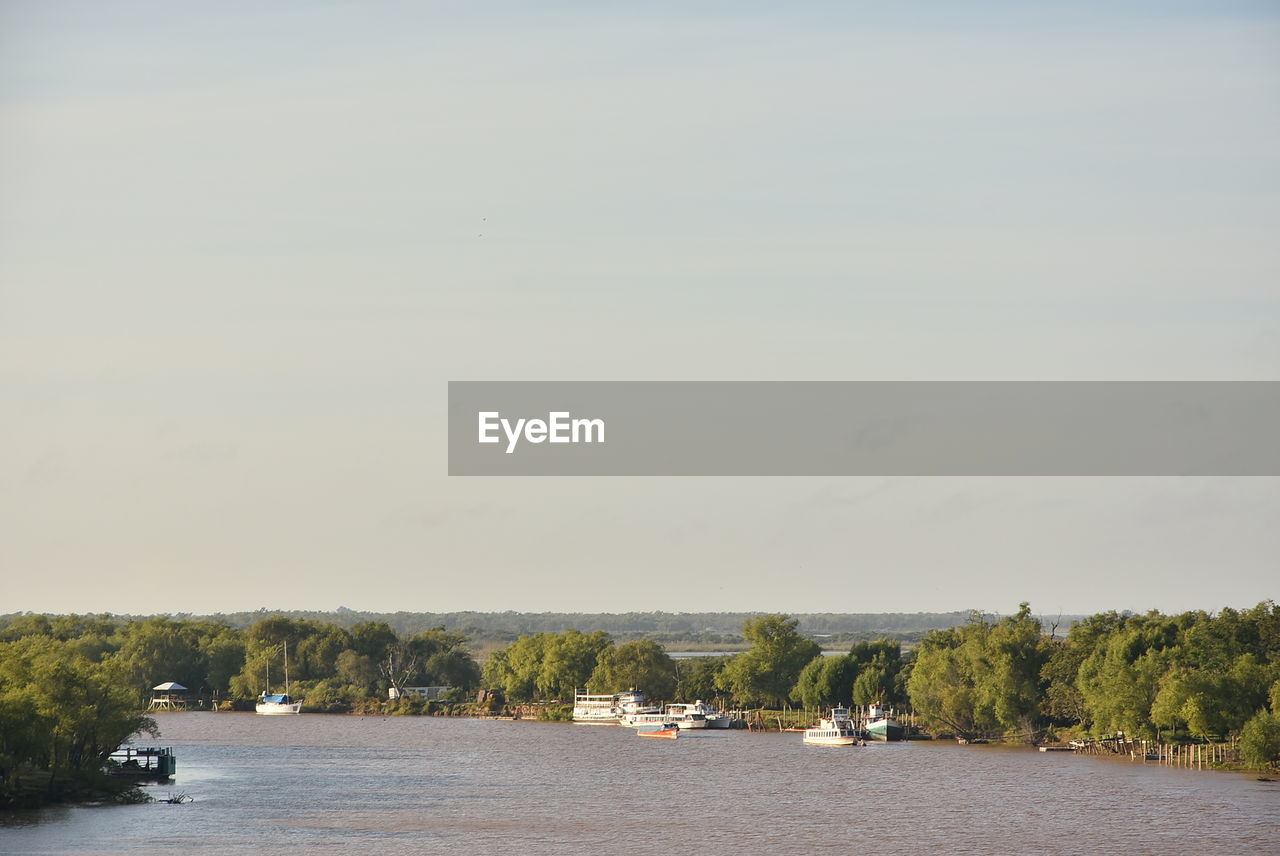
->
[864, 702, 904, 741]
[803, 707, 859, 746]
[255, 640, 302, 715]
[572, 690, 620, 723]
[616, 690, 666, 727]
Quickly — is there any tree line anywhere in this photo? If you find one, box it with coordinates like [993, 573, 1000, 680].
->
[94, 608, 982, 645]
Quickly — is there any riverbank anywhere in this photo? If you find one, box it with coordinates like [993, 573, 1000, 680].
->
[0, 770, 148, 811]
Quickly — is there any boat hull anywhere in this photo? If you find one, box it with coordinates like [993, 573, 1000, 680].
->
[803, 734, 857, 746]
[637, 726, 679, 739]
[865, 718, 904, 741]
[255, 702, 302, 715]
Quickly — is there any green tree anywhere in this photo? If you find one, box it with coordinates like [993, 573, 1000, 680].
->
[350, 621, 399, 661]
[717, 615, 820, 707]
[113, 618, 206, 700]
[983, 604, 1050, 739]
[410, 627, 482, 688]
[335, 649, 379, 691]
[200, 631, 246, 695]
[1240, 711, 1280, 769]
[848, 639, 906, 706]
[793, 654, 855, 709]
[483, 630, 611, 702]
[674, 656, 727, 704]
[538, 630, 611, 699]
[293, 625, 353, 681]
[0, 637, 156, 803]
[907, 626, 994, 739]
[588, 640, 677, 699]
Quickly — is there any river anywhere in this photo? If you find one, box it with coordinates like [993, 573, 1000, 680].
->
[2, 713, 1278, 855]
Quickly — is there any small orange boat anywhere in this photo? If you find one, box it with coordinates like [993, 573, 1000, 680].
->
[637, 723, 679, 739]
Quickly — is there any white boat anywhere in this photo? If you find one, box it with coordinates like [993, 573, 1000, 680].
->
[663, 703, 709, 729]
[572, 690, 620, 724]
[803, 707, 859, 746]
[255, 692, 302, 715]
[255, 640, 302, 715]
[688, 699, 734, 729]
[616, 690, 666, 727]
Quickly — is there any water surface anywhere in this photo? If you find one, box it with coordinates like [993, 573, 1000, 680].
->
[2, 713, 1277, 854]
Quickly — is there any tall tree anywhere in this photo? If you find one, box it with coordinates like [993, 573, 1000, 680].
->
[588, 640, 677, 699]
[717, 615, 820, 707]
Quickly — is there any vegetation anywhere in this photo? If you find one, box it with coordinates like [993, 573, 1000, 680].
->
[794, 638, 909, 709]
[4, 598, 1280, 805]
[0, 637, 157, 808]
[908, 605, 1049, 741]
[78, 608, 986, 648]
[716, 615, 821, 707]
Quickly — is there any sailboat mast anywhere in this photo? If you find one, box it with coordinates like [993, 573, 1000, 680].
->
[284, 639, 290, 695]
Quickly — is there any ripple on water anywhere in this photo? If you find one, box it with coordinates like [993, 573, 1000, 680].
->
[2, 714, 1278, 855]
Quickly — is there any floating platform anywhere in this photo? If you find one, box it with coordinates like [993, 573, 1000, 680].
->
[107, 746, 176, 780]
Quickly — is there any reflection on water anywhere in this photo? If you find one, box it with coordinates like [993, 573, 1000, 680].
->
[3, 713, 1278, 855]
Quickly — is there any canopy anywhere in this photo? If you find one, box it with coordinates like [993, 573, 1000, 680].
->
[152, 681, 187, 691]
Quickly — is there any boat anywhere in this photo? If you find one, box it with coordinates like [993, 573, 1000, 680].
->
[616, 690, 665, 727]
[637, 722, 679, 739]
[255, 640, 303, 715]
[256, 692, 302, 714]
[689, 699, 734, 729]
[864, 702, 903, 741]
[572, 690, 620, 724]
[663, 703, 709, 729]
[803, 707, 860, 746]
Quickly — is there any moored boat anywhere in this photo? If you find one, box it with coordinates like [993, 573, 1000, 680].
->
[616, 690, 664, 727]
[255, 692, 302, 715]
[690, 699, 734, 728]
[255, 640, 302, 715]
[663, 703, 708, 729]
[572, 690, 620, 724]
[864, 702, 904, 741]
[803, 707, 859, 746]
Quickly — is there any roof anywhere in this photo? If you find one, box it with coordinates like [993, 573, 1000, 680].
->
[152, 682, 188, 691]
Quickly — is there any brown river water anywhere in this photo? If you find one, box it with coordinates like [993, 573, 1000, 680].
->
[2, 712, 1278, 855]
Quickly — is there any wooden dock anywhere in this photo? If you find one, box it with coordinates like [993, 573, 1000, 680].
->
[1065, 736, 1240, 769]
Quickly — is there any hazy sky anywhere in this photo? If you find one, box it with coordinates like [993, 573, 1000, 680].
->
[2, 1, 1277, 618]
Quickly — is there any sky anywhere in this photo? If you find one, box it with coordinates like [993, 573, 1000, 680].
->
[1, 1, 1277, 619]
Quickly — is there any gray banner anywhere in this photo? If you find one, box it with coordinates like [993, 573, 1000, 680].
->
[447, 382, 1280, 476]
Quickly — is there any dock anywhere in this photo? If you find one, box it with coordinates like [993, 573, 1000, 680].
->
[1063, 736, 1241, 769]
[107, 746, 176, 781]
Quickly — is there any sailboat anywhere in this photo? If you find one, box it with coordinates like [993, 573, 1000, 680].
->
[255, 640, 303, 715]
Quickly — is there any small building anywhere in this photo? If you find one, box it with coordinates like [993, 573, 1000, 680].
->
[388, 686, 451, 701]
[149, 681, 189, 710]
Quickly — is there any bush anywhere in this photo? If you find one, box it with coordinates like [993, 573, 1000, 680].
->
[537, 704, 573, 722]
[1240, 711, 1280, 769]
